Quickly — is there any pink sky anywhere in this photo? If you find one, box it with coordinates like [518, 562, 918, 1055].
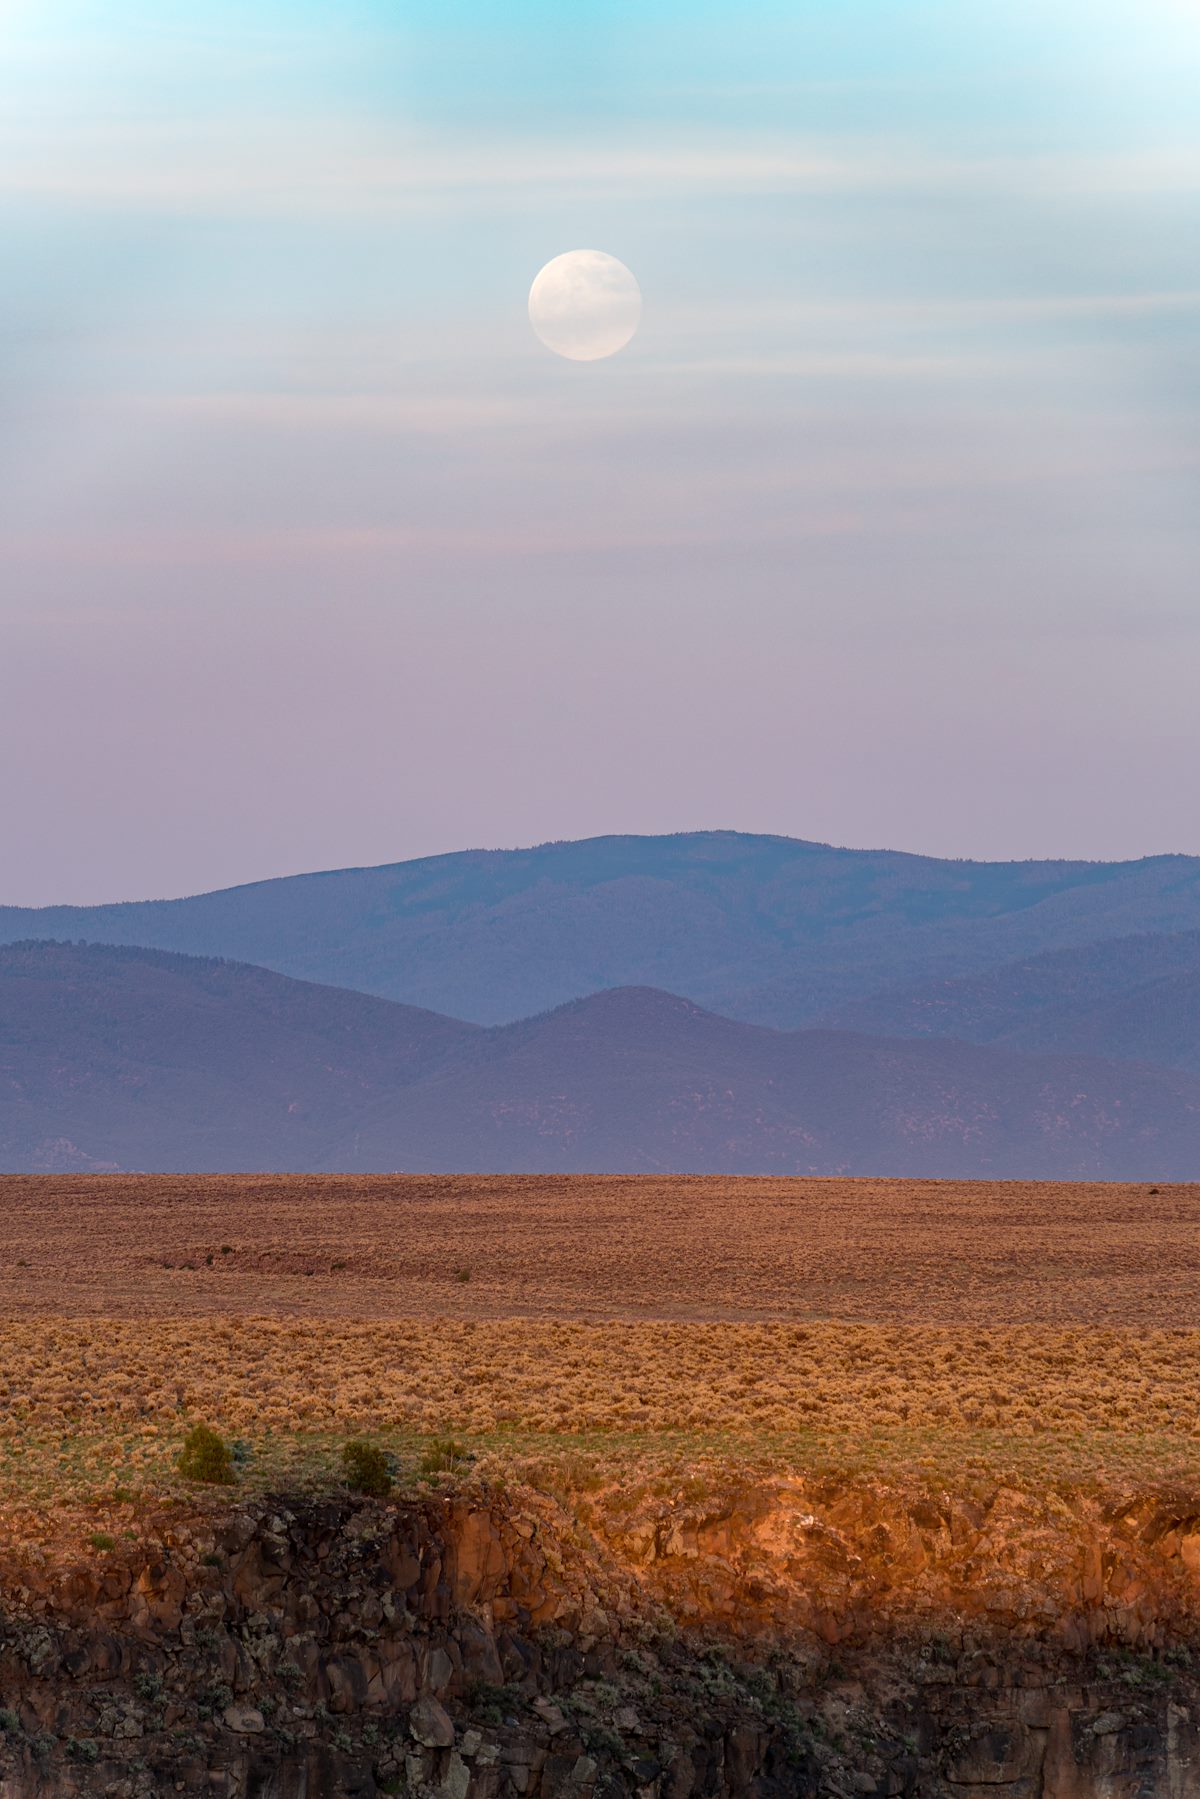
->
[2, 1, 1198, 902]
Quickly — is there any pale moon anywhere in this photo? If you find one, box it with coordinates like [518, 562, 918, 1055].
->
[528, 250, 642, 362]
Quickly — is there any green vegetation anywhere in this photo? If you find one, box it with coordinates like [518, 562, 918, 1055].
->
[466, 1681, 525, 1724]
[177, 1424, 235, 1486]
[418, 1435, 474, 1477]
[340, 1439, 392, 1497]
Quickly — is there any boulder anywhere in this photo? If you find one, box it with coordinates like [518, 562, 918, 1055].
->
[410, 1692, 456, 1748]
[223, 1703, 265, 1734]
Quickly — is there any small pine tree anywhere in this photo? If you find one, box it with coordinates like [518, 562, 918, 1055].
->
[178, 1424, 235, 1485]
[341, 1439, 391, 1498]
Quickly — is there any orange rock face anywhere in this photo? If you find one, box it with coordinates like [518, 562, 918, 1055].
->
[4, 1481, 1200, 1797]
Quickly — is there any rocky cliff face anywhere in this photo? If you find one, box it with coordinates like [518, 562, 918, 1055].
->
[2, 1478, 1200, 1798]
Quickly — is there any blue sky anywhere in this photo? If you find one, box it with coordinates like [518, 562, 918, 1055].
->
[1, 1, 1198, 901]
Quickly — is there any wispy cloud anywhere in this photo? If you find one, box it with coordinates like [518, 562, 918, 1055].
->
[2, 0, 1198, 897]
[3, 114, 1199, 215]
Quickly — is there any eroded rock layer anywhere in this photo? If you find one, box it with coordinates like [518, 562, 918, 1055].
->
[3, 1481, 1200, 1798]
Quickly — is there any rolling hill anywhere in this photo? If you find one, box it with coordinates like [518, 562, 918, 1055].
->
[2, 941, 1198, 1177]
[3, 833, 1200, 1029]
[822, 931, 1200, 1072]
[0, 941, 475, 1172]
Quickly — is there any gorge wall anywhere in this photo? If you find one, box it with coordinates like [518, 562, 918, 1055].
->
[3, 1477, 1200, 1799]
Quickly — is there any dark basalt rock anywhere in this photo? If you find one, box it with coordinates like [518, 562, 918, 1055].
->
[1, 1492, 1199, 1797]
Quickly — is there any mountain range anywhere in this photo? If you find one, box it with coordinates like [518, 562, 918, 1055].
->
[2, 938, 1198, 1178]
[4, 831, 1200, 1028]
[2, 832, 1198, 1176]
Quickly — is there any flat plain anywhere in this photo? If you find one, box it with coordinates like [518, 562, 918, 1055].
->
[3, 1174, 1199, 1532]
[3, 1173, 1200, 1323]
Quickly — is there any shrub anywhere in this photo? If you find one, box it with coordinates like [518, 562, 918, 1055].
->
[88, 1532, 116, 1552]
[419, 1436, 474, 1477]
[584, 1725, 624, 1759]
[466, 1680, 525, 1724]
[341, 1439, 392, 1498]
[178, 1424, 235, 1486]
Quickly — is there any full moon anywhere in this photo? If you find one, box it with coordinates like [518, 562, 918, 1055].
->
[528, 250, 642, 362]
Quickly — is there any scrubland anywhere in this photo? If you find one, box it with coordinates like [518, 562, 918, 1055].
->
[2, 1174, 1198, 1539]
[4, 1172, 1200, 1324]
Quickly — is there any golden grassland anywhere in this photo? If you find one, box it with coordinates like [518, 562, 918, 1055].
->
[3, 1172, 1200, 1324]
[2, 1175, 1199, 1540]
[4, 1316, 1200, 1441]
[2, 1316, 1200, 1505]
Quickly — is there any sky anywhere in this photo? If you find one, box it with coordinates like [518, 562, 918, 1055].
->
[2, 0, 1198, 904]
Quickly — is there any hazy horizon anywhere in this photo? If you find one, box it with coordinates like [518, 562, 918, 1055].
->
[4, 824, 1200, 914]
[3, 1, 1198, 906]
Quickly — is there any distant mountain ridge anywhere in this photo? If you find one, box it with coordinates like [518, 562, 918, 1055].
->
[3, 832, 1200, 1030]
[0, 940, 474, 1173]
[2, 940, 1198, 1178]
[821, 932, 1200, 1073]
